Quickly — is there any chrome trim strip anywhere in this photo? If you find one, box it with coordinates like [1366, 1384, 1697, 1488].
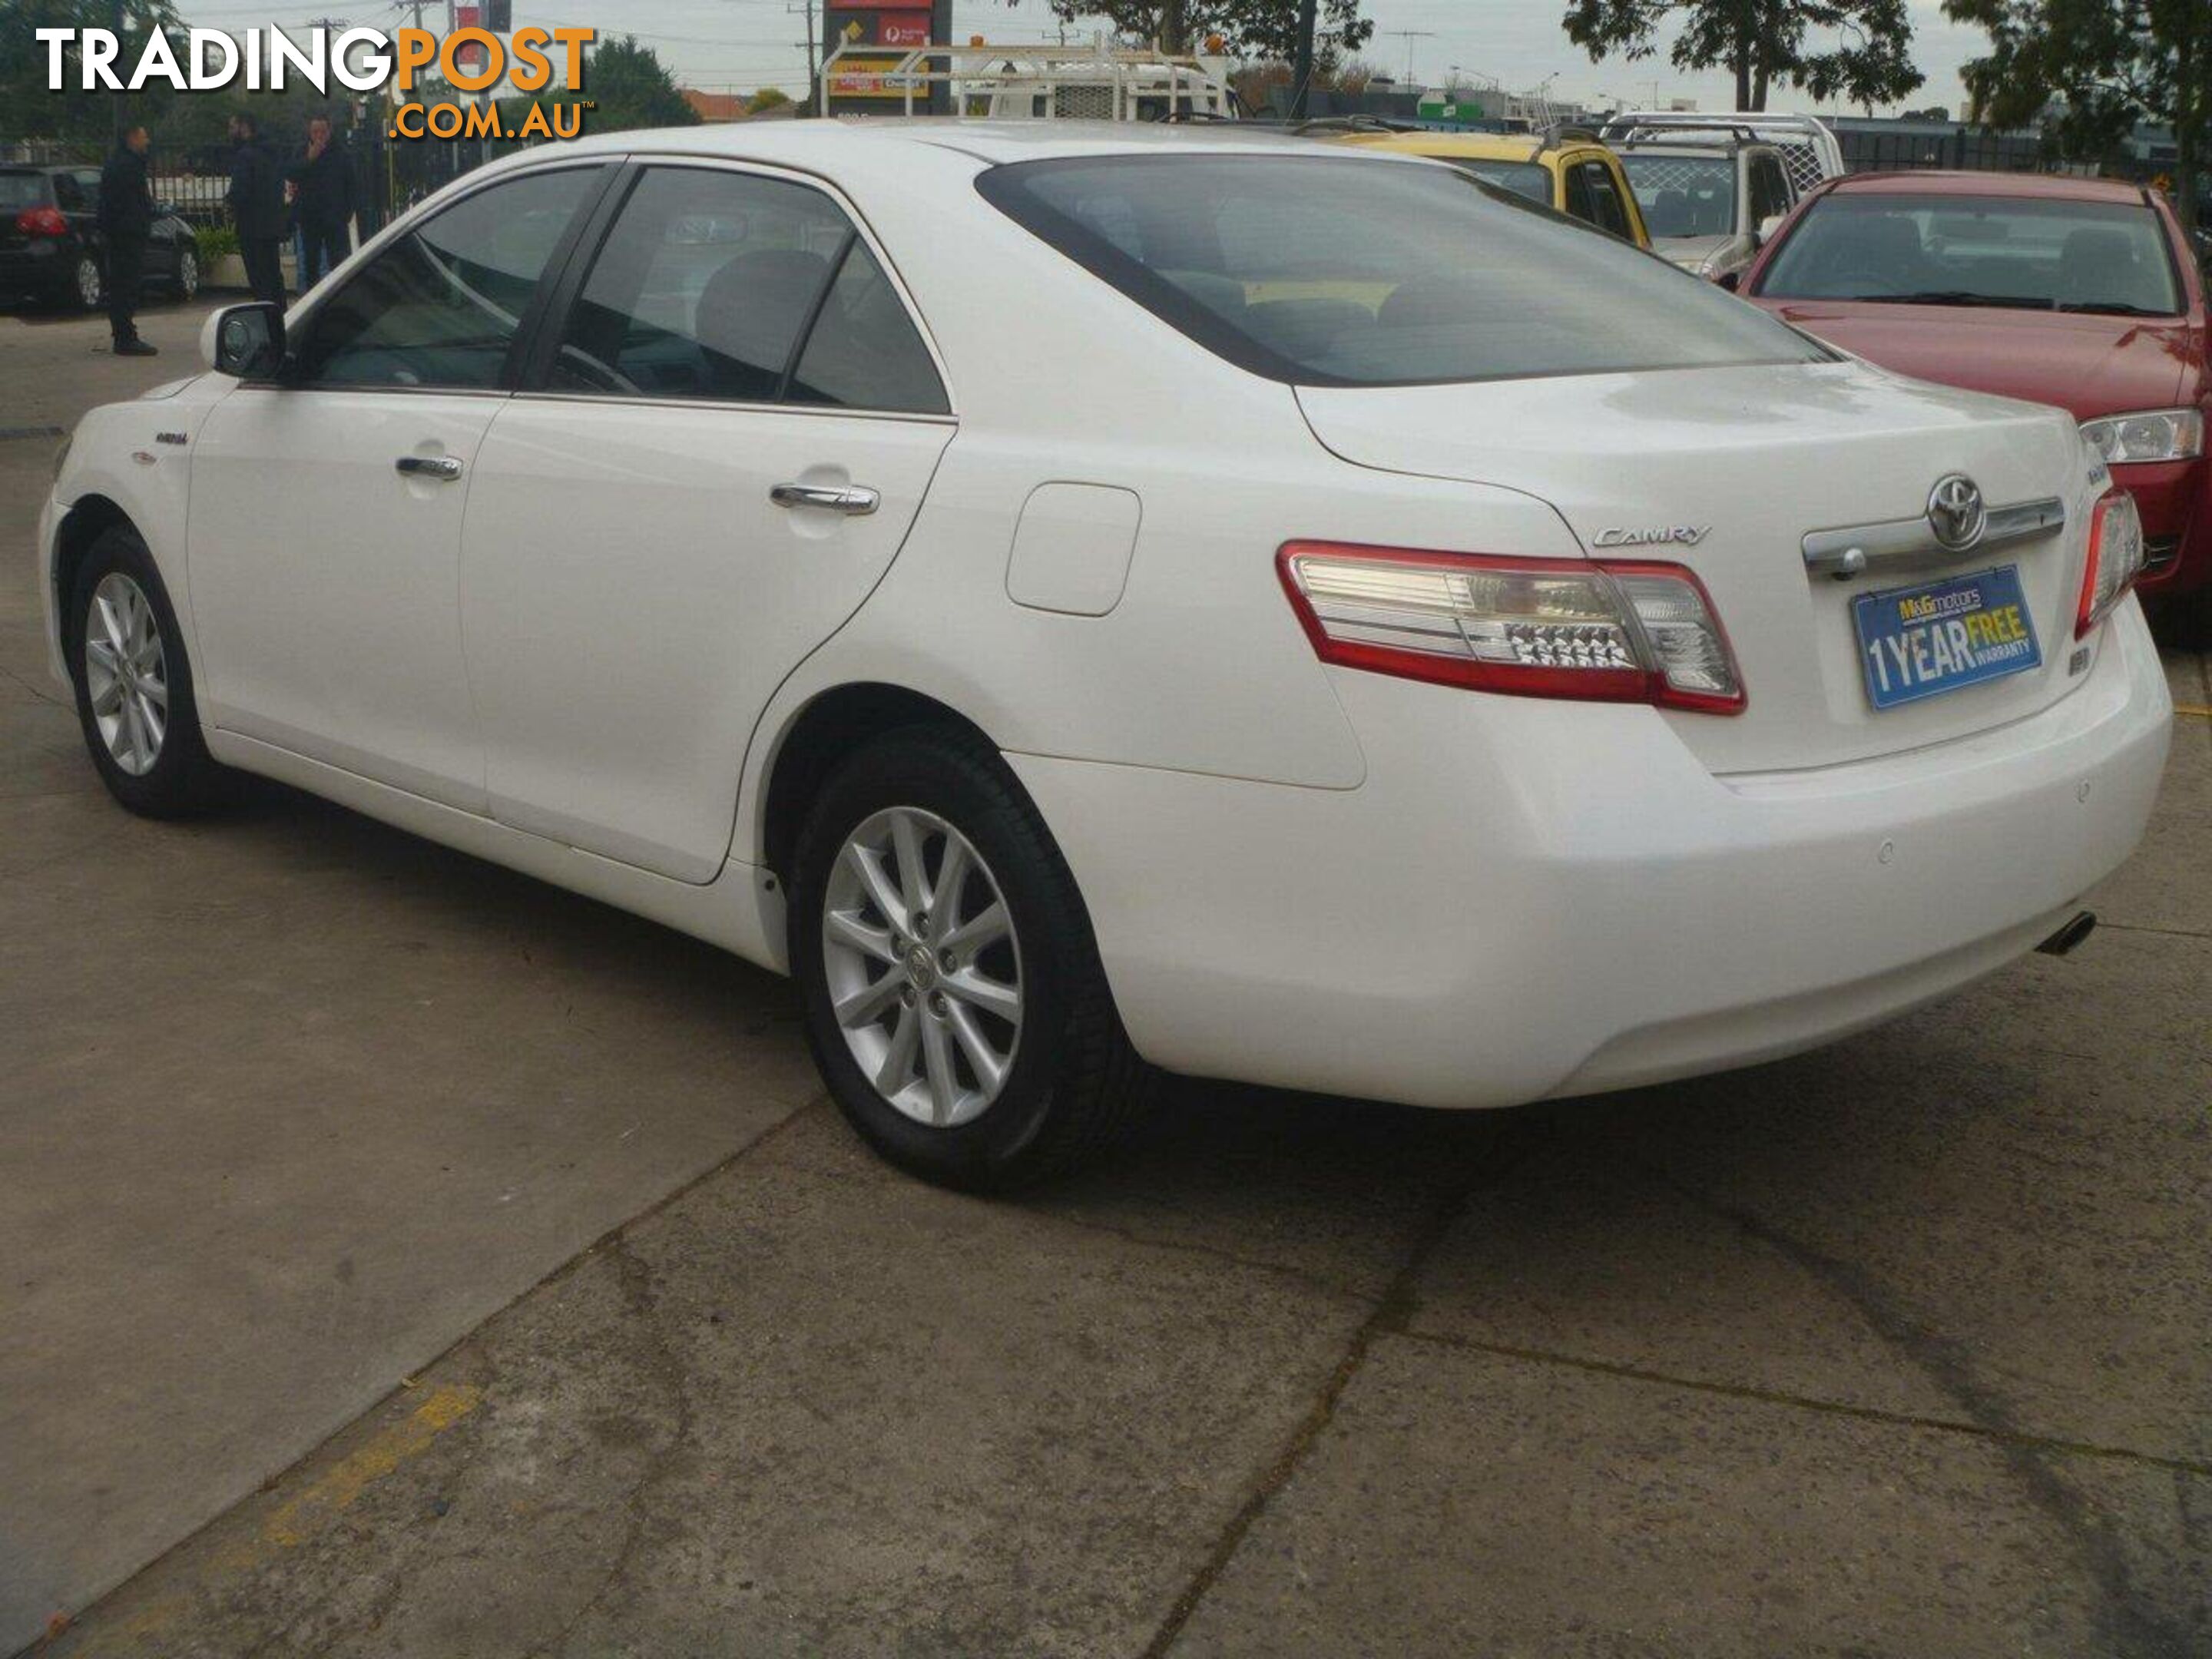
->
[509, 389, 956, 425]
[1802, 496, 2065, 579]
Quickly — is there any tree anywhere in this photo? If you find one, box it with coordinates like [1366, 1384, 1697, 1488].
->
[748, 85, 793, 114]
[1036, 0, 1372, 67]
[549, 34, 700, 133]
[1943, 0, 2207, 237]
[1561, 0, 1923, 111]
[0, 0, 186, 143]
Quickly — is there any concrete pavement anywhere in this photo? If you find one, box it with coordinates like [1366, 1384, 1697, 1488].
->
[4, 299, 2208, 1657]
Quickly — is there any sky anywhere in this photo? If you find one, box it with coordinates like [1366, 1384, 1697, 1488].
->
[171, 0, 1993, 111]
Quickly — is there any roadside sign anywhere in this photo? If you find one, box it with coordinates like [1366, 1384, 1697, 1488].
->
[453, 3, 487, 75]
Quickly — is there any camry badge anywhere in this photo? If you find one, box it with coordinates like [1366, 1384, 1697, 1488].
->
[1593, 525, 1709, 548]
[1926, 474, 1986, 551]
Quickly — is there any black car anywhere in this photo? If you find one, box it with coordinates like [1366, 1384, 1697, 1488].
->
[0, 164, 200, 310]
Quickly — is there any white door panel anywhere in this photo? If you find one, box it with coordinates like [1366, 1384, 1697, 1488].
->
[188, 388, 498, 810]
[461, 399, 952, 881]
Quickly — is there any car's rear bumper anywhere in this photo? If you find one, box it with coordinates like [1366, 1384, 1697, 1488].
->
[0, 242, 74, 300]
[1010, 600, 2171, 1109]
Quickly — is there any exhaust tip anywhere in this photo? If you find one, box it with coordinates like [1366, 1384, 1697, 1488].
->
[2036, 910, 2097, 958]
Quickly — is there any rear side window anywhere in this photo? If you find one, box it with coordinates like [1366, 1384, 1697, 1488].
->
[788, 241, 948, 414]
[51, 172, 84, 212]
[0, 172, 45, 210]
[980, 154, 1824, 387]
[550, 165, 945, 413]
[1574, 161, 1634, 240]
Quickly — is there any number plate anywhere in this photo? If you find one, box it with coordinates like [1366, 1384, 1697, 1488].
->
[1853, 565, 2041, 710]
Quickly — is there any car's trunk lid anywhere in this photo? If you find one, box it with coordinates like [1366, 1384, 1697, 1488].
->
[1297, 359, 2100, 773]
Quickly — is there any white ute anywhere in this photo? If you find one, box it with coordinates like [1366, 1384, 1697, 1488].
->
[39, 122, 2171, 1188]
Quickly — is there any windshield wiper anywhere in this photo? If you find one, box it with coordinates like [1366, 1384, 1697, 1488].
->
[1847, 290, 2038, 308]
[2055, 300, 2172, 316]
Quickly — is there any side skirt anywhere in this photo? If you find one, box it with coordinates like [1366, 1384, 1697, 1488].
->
[204, 730, 791, 974]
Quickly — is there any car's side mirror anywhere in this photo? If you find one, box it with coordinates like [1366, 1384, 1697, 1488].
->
[1754, 213, 1786, 247]
[204, 302, 287, 379]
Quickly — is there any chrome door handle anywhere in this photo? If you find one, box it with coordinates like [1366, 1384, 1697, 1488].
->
[770, 482, 879, 516]
[396, 455, 464, 482]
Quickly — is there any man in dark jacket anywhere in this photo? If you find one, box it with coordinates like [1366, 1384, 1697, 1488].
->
[289, 116, 354, 288]
[226, 112, 288, 305]
[98, 124, 157, 356]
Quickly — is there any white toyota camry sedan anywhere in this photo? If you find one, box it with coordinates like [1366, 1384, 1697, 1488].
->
[39, 121, 2172, 1188]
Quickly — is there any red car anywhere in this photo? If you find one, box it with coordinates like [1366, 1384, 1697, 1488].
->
[1739, 171, 2210, 594]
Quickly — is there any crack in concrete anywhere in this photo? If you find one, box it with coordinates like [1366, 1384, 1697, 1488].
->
[1634, 1161, 2204, 1659]
[29, 1095, 830, 1657]
[0, 663, 67, 709]
[1388, 1326, 2212, 1479]
[1134, 1124, 1551, 1659]
[531, 1233, 695, 1659]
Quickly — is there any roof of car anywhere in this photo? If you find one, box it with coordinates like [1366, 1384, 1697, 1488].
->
[535, 117, 1346, 171]
[1821, 170, 2152, 204]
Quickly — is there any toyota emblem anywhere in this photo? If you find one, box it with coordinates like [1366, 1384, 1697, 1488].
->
[1926, 475, 1987, 551]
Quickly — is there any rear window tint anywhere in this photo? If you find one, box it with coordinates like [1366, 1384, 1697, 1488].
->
[978, 154, 1824, 387]
[0, 172, 50, 210]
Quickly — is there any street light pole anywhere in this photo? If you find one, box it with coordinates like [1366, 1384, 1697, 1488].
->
[112, 0, 127, 146]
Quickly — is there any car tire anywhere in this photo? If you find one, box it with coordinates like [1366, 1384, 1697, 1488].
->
[791, 725, 1152, 1191]
[71, 252, 101, 311]
[172, 245, 199, 300]
[66, 524, 229, 817]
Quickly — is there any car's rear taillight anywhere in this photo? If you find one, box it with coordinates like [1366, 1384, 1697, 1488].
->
[2076, 488, 2145, 638]
[14, 206, 68, 237]
[1278, 542, 1745, 714]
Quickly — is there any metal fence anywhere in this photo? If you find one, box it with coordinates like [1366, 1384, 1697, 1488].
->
[1834, 124, 2058, 176]
[4, 135, 392, 234]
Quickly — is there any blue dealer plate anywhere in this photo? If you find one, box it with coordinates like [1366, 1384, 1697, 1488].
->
[1852, 565, 2041, 710]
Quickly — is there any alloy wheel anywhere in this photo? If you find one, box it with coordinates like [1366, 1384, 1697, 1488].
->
[75, 256, 101, 309]
[177, 247, 198, 298]
[84, 571, 167, 776]
[821, 805, 1023, 1128]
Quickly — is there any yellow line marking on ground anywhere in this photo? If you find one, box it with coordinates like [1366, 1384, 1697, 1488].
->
[78, 1384, 483, 1654]
[256, 1382, 482, 1551]
[2175, 704, 2210, 718]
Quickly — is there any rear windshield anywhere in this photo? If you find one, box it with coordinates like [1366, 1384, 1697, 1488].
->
[1619, 154, 1735, 238]
[977, 154, 1825, 387]
[0, 172, 50, 210]
[1449, 159, 1549, 204]
[1753, 193, 2183, 316]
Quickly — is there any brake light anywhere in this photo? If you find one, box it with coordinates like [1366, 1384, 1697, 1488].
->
[1277, 542, 1746, 713]
[2075, 488, 2145, 638]
[14, 206, 68, 237]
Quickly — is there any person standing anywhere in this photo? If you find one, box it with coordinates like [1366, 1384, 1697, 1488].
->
[226, 112, 288, 306]
[289, 116, 354, 289]
[98, 124, 157, 357]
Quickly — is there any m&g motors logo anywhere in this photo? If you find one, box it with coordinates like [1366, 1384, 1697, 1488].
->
[35, 24, 600, 141]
